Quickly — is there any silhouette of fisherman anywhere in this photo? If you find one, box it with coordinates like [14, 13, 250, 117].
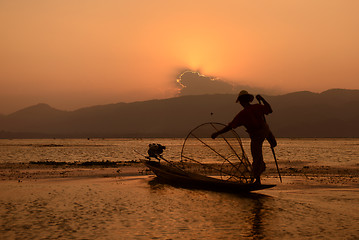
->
[211, 90, 276, 184]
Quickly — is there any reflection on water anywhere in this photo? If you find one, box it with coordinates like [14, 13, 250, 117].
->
[1, 138, 359, 239]
[143, 177, 273, 240]
[251, 195, 265, 239]
[148, 177, 270, 239]
[1, 177, 273, 239]
[1, 176, 358, 239]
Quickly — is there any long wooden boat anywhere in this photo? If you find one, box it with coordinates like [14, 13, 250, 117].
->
[144, 161, 275, 193]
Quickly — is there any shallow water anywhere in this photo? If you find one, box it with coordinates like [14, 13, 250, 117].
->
[1, 177, 358, 239]
[0, 138, 358, 167]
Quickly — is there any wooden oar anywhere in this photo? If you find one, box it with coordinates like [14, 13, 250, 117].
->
[256, 96, 282, 183]
[271, 146, 282, 183]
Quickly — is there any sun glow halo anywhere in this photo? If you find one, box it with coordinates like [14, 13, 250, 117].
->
[172, 34, 228, 77]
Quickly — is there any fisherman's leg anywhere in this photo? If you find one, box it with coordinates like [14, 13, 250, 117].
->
[251, 136, 265, 184]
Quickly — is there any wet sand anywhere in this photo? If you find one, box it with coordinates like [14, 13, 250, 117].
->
[1, 163, 358, 239]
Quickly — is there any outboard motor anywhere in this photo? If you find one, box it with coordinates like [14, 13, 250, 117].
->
[147, 143, 166, 161]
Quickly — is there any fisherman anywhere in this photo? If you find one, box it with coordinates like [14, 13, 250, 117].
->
[211, 90, 276, 184]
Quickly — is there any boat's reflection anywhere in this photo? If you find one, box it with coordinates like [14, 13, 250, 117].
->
[147, 176, 272, 239]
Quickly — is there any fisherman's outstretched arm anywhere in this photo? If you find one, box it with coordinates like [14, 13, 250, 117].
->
[256, 95, 273, 113]
[211, 125, 232, 139]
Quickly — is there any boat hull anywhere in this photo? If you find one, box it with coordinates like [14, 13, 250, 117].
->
[144, 161, 275, 193]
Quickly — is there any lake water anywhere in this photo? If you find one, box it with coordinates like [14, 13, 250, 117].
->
[0, 138, 358, 239]
[1, 176, 358, 240]
[1, 138, 358, 167]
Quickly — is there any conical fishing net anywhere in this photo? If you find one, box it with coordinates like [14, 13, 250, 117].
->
[179, 122, 253, 183]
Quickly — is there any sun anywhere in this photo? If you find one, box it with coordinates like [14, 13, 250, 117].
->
[170, 32, 228, 77]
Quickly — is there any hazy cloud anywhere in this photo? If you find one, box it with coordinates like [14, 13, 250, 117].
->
[176, 71, 274, 96]
[1, 1, 358, 114]
[176, 71, 236, 96]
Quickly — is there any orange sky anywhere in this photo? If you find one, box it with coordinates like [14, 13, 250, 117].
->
[1, 0, 358, 114]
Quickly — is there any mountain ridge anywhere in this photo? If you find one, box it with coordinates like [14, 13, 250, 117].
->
[1, 89, 358, 138]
